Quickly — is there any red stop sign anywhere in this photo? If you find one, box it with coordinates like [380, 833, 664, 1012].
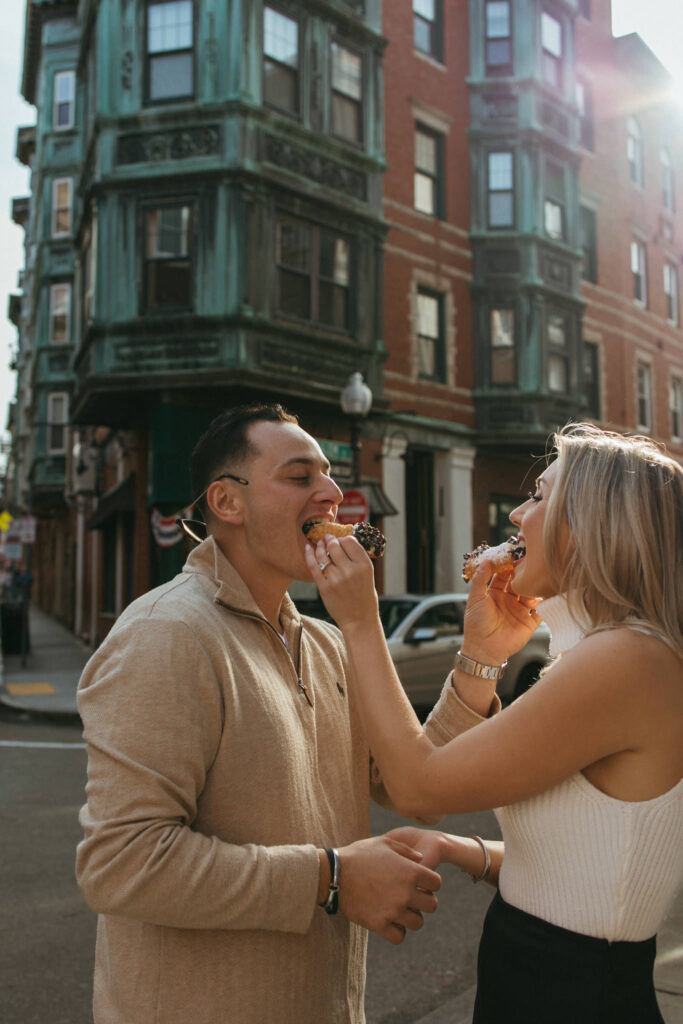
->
[337, 489, 369, 525]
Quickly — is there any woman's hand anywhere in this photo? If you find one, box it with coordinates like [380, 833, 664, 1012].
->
[462, 560, 542, 665]
[304, 534, 380, 630]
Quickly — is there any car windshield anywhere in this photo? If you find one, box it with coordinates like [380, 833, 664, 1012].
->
[378, 598, 421, 637]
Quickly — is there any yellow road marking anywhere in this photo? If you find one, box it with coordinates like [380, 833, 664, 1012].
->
[6, 682, 56, 696]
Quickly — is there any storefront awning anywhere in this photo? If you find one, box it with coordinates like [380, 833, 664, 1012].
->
[359, 480, 398, 517]
[86, 475, 136, 530]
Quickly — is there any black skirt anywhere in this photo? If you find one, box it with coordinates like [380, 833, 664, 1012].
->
[473, 891, 664, 1024]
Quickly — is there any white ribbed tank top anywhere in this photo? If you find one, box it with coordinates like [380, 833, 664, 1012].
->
[495, 596, 683, 942]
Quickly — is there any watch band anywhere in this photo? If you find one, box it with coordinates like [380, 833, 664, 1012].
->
[322, 847, 340, 915]
[454, 650, 507, 681]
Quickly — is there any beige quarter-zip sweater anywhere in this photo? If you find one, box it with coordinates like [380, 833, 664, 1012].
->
[77, 537, 490, 1023]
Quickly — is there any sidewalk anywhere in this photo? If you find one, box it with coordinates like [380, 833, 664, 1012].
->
[0, 603, 91, 720]
[2, 605, 682, 1023]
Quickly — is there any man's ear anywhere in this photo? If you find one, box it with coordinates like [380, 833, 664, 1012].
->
[206, 480, 244, 525]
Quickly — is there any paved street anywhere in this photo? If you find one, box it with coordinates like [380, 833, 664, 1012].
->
[1, 606, 681, 1023]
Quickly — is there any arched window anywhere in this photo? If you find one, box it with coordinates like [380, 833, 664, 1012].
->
[627, 117, 643, 187]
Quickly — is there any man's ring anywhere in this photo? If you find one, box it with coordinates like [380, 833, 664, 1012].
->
[318, 561, 328, 572]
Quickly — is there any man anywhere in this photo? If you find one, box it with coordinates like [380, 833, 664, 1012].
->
[77, 404, 490, 1023]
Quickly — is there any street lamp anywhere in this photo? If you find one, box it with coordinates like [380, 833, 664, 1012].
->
[340, 371, 373, 485]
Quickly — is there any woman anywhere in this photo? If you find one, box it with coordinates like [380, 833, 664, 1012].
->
[305, 424, 683, 1024]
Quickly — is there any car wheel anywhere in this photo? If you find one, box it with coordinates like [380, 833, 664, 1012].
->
[513, 663, 543, 701]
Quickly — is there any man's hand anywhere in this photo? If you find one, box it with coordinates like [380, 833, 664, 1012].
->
[384, 826, 446, 870]
[336, 834, 442, 945]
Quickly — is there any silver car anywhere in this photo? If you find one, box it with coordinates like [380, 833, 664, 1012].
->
[378, 594, 550, 705]
[294, 592, 550, 706]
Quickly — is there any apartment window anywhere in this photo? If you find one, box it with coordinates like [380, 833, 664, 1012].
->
[413, 0, 442, 61]
[541, 11, 563, 89]
[670, 377, 682, 439]
[664, 262, 679, 324]
[52, 178, 72, 237]
[488, 151, 514, 228]
[485, 1, 512, 75]
[331, 43, 362, 143]
[547, 311, 569, 393]
[147, 0, 194, 102]
[583, 340, 600, 418]
[50, 284, 71, 343]
[576, 79, 594, 150]
[580, 206, 598, 283]
[263, 7, 299, 114]
[661, 148, 675, 212]
[416, 288, 445, 382]
[82, 218, 97, 325]
[47, 393, 68, 454]
[544, 161, 566, 241]
[276, 217, 351, 331]
[53, 70, 76, 130]
[490, 307, 515, 384]
[143, 203, 193, 311]
[636, 360, 652, 432]
[627, 117, 643, 187]
[631, 240, 647, 305]
[414, 124, 444, 217]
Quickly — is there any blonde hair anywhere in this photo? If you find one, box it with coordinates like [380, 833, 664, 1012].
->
[543, 423, 683, 658]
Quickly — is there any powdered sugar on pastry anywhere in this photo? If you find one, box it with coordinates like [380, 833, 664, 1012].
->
[462, 536, 525, 581]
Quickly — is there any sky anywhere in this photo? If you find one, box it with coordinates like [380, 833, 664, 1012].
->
[0, 0, 681, 472]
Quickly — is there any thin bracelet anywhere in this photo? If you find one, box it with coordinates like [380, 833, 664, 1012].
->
[468, 835, 491, 884]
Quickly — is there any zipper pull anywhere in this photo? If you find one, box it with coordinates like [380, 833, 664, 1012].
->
[298, 676, 313, 707]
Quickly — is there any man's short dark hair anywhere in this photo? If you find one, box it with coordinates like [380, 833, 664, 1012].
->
[190, 403, 298, 516]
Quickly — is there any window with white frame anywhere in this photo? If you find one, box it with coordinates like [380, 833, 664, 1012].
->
[636, 360, 652, 432]
[544, 160, 566, 241]
[664, 261, 679, 324]
[488, 151, 514, 227]
[661, 148, 675, 212]
[331, 43, 362, 143]
[50, 284, 71, 343]
[490, 307, 515, 384]
[485, 1, 512, 75]
[541, 10, 563, 89]
[52, 178, 72, 237]
[143, 202, 193, 311]
[416, 288, 445, 382]
[53, 70, 76, 130]
[47, 393, 68, 453]
[263, 7, 299, 114]
[547, 310, 569, 393]
[413, 0, 442, 61]
[670, 376, 682, 439]
[146, 0, 194, 102]
[414, 124, 444, 217]
[631, 240, 647, 305]
[627, 117, 643, 187]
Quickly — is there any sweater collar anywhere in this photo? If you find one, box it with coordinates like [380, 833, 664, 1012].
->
[182, 536, 301, 630]
[537, 594, 587, 658]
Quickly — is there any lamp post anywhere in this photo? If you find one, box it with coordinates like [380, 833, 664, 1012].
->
[340, 371, 372, 486]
